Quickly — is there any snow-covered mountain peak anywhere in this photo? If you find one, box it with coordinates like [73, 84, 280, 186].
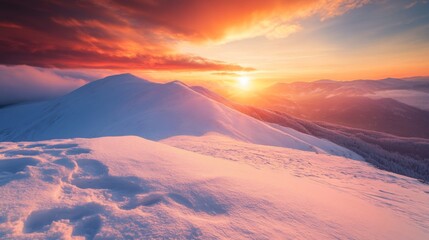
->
[69, 73, 155, 93]
[166, 80, 188, 86]
[98, 73, 150, 84]
[0, 74, 362, 159]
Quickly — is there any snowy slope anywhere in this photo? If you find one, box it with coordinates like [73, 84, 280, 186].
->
[0, 74, 361, 160]
[0, 136, 427, 239]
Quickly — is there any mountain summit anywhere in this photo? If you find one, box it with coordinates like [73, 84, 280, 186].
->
[0, 74, 360, 159]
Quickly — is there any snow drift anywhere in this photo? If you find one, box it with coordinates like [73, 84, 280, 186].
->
[0, 136, 427, 239]
[0, 73, 361, 159]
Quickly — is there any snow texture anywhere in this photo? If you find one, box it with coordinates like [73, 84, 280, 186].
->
[0, 136, 427, 239]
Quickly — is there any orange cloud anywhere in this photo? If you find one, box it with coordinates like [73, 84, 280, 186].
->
[0, 0, 368, 70]
[109, 0, 370, 41]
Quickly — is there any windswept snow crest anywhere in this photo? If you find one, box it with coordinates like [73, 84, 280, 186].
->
[0, 74, 361, 160]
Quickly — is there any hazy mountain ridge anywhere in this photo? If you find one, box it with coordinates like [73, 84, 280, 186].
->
[193, 86, 429, 182]
[269, 77, 429, 95]
[229, 77, 429, 139]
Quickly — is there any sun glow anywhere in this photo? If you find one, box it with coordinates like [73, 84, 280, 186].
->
[237, 75, 251, 90]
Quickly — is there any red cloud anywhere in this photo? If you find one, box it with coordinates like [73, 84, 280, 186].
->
[0, 0, 368, 70]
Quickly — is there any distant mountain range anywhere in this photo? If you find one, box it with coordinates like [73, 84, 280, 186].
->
[229, 77, 429, 138]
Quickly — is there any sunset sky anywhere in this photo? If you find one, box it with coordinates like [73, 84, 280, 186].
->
[1, 0, 429, 103]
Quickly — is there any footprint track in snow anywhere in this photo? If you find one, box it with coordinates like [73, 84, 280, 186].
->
[0, 157, 41, 186]
[0, 157, 40, 174]
[66, 158, 214, 214]
[72, 175, 146, 194]
[24, 143, 47, 149]
[53, 158, 78, 170]
[24, 202, 103, 239]
[70, 158, 149, 197]
[2, 149, 41, 157]
[43, 143, 79, 149]
[48, 145, 228, 219]
[73, 214, 102, 240]
[0, 141, 231, 240]
[75, 159, 109, 176]
[1, 142, 91, 160]
[66, 148, 91, 155]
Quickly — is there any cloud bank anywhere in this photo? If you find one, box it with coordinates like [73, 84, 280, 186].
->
[0, 0, 369, 71]
[0, 65, 102, 106]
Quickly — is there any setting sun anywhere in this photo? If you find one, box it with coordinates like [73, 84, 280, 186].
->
[238, 75, 250, 90]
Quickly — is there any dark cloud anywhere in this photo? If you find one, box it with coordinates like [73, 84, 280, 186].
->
[0, 0, 254, 71]
[0, 0, 367, 70]
[0, 48, 254, 71]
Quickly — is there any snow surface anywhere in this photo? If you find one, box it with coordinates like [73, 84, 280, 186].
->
[0, 74, 361, 160]
[0, 135, 428, 239]
[1, 73, 426, 239]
